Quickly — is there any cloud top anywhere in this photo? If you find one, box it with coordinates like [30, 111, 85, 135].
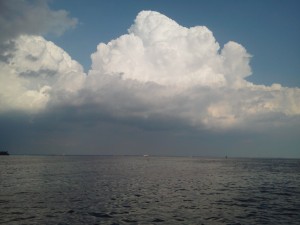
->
[90, 11, 251, 88]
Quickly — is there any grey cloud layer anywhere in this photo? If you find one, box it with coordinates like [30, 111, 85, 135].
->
[0, 0, 77, 43]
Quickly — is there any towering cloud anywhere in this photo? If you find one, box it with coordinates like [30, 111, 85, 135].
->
[88, 11, 300, 129]
[90, 11, 251, 88]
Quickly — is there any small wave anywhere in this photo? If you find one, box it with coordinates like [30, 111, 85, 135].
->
[88, 212, 113, 218]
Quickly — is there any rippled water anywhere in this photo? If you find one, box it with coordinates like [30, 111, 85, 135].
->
[0, 156, 299, 224]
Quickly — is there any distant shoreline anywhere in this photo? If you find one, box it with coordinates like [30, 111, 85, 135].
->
[2, 154, 299, 160]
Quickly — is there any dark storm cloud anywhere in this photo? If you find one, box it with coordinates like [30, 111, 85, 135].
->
[2, 103, 299, 157]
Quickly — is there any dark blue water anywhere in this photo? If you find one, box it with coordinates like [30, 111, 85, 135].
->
[0, 156, 299, 224]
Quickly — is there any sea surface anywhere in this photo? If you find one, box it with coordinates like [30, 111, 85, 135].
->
[0, 156, 299, 225]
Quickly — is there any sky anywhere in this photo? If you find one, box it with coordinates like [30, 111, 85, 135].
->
[0, 0, 299, 157]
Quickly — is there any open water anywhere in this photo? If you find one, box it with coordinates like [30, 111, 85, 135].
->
[0, 156, 299, 225]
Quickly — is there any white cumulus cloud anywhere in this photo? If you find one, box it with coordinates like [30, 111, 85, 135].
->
[90, 11, 251, 88]
[87, 11, 300, 129]
[0, 10, 299, 131]
[0, 35, 85, 112]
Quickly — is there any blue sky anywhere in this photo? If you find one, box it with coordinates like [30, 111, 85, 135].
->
[48, 0, 300, 87]
[0, 0, 299, 157]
